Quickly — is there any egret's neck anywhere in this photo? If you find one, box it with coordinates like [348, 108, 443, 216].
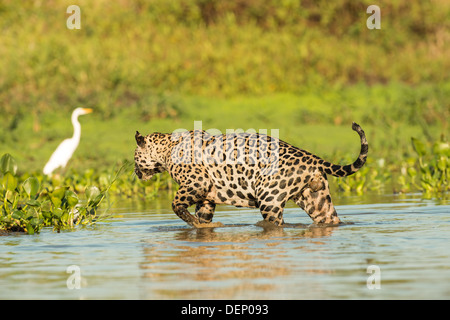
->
[71, 112, 81, 142]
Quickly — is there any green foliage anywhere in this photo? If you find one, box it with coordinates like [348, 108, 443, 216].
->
[411, 136, 449, 194]
[0, 153, 176, 234]
[333, 158, 391, 195]
[397, 136, 449, 196]
[0, 154, 111, 234]
[0, 0, 448, 119]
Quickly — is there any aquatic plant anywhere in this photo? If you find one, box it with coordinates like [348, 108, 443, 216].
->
[0, 153, 109, 234]
[331, 157, 390, 195]
[411, 136, 449, 194]
[397, 136, 449, 196]
[0, 154, 177, 234]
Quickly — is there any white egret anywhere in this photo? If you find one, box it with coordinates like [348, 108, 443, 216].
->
[43, 107, 93, 175]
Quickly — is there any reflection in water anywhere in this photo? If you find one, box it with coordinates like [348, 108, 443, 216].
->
[176, 223, 337, 242]
[139, 224, 338, 299]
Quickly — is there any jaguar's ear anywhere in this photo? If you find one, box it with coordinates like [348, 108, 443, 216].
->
[135, 131, 146, 148]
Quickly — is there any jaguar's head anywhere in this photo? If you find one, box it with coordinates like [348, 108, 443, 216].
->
[134, 131, 166, 181]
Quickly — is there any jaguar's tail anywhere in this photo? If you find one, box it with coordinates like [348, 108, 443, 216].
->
[320, 122, 368, 177]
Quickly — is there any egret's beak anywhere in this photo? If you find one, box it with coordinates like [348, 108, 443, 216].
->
[82, 108, 93, 114]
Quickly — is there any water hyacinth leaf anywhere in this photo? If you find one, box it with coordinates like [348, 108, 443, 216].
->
[26, 199, 41, 207]
[11, 210, 24, 220]
[2, 172, 18, 192]
[40, 200, 52, 212]
[407, 167, 417, 178]
[61, 212, 69, 223]
[51, 187, 67, 208]
[411, 137, 427, 157]
[0, 153, 18, 175]
[50, 195, 62, 209]
[86, 186, 100, 203]
[433, 141, 450, 156]
[52, 208, 64, 219]
[22, 177, 40, 199]
[30, 217, 42, 226]
[26, 222, 35, 235]
[42, 211, 52, 219]
[53, 187, 68, 199]
[1, 215, 11, 224]
[437, 156, 447, 172]
[65, 190, 79, 208]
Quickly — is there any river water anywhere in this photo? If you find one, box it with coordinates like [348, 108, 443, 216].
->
[1, 192, 449, 299]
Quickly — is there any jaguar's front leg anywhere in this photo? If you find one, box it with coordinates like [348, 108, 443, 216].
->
[195, 201, 216, 223]
[172, 188, 223, 228]
[172, 187, 200, 227]
[172, 203, 199, 226]
[195, 200, 224, 228]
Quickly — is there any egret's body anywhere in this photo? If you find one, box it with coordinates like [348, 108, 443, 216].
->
[43, 108, 93, 175]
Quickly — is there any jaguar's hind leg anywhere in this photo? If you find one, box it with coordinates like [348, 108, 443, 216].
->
[294, 173, 341, 225]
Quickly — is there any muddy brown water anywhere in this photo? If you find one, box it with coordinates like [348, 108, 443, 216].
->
[1, 192, 449, 299]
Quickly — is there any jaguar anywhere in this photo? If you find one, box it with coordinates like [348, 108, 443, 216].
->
[134, 122, 368, 227]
